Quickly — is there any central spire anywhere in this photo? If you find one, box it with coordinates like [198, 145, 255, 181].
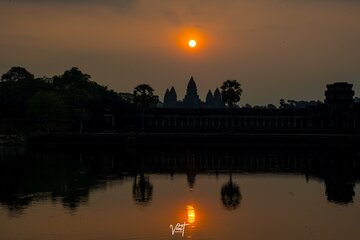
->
[187, 76, 197, 92]
[183, 76, 201, 108]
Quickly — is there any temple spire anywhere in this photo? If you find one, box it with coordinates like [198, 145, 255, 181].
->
[206, 90, 214, 107]
[213, 88, 224, 108]
[183, 76, 201, 108]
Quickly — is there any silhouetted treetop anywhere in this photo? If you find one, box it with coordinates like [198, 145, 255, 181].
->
[53, 67, 92, 90]
[279, 98, 323, 109]
[52, 67, 119, 111]
[1, 67, 34, 82]
[220, 80, 242, 108]
[133, 84, 159, 108]
[0, 66, 126, 131]
[0, 67, 50, 118]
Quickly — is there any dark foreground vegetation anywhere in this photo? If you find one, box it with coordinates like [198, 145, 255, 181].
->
[0, 67, 135, 138]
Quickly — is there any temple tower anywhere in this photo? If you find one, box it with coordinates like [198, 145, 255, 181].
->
[183, 76, 201, 108]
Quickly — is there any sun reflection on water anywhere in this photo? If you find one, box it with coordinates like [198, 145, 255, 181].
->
[187, 205, 196, 224]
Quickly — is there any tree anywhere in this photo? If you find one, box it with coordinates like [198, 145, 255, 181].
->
[52, 67, 93, 112]
[267, 104, 277, 109]
[52, 67, 91, 90]
[220, 80, 242, 108]
[287, 100, 296, 109]
[220, 80, 242, 129]
[0, 66, 128, 132]
[0, 67, 49, 118]
[133, 84, 158, 108]
[133, 84, 159, 132]
[243, 103, 252, 109]
[1, 67, 34, 82]
[279, 99, 287, 109]
[74, 108, 91, 134]
[28, 91, 67, 133]
[53, 67, 122, 131]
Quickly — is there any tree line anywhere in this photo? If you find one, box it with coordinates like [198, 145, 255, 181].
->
[0, 66, 245, 117]
[0, 66, 246, 133]
[0, 66, 126, 133]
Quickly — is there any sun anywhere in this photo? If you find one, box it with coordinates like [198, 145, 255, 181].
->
[188, 40, 197, 48]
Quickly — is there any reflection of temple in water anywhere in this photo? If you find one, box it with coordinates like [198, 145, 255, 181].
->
[123, 148, 360, 205]
[0, 146, 360, 215]
[186, 154, 197, 190]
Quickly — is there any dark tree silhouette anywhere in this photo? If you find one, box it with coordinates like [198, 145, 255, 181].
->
[221, 173, 241, 210]
[53, 67, 91, 89]
[267, 104, 277, 109]
[0, 66, 128, 133]
[220, 80, 242, 108]
[133, 84, 158, 108]
[220, 80, 242, 128]
[74, 108, 91, 134]
[132, 174, 153, 206]
[1, 67, 34, 82]
[28, 91, 67, 133]
[0, 67, 49, 118]
[279, 99, 286, 109]
[53, 67, 120, 132]
[133, 84, 159, 131]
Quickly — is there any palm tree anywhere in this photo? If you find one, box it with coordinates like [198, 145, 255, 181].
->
[133, 84, 159, 132]
[220, 80, 242, 108]
[220, 80, 242, 129]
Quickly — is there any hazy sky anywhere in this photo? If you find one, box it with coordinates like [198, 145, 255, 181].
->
[1, 0, 359, 105]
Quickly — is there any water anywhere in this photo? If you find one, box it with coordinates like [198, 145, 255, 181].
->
[0, 145, 359, 240]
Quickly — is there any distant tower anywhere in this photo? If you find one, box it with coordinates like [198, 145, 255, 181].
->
[163, 87, 179, 108]
[163, 88, 170, 107]
[325, 82, 354, 111]
[205, 90, 214, 107]
[213, 88, 225, 108]
[183, 76, 201, 108]
[168, 87, 178, 107]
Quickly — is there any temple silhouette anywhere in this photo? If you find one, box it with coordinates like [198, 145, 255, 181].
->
[123, 81, 359, 133]
[163, 76, 225, 108]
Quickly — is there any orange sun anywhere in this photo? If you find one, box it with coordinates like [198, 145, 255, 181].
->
[188, 40, 197, 48]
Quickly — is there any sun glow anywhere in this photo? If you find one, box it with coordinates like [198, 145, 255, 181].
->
[188, 40, 197, 48]
[173, 27, 206, 53]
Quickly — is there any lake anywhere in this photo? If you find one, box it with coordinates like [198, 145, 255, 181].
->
[0, 145, 359, 240]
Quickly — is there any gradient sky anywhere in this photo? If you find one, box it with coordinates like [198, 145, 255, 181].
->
[1, 0, 359, 105]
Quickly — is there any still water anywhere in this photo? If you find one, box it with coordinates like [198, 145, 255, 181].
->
[0, 145, 360, 240]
